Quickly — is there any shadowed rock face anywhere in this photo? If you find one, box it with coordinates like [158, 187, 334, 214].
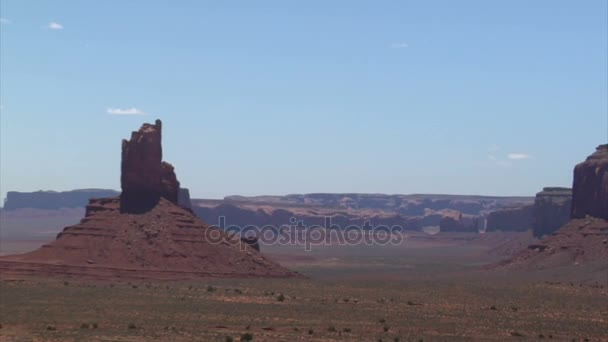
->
[571, 144, 608, 220]
[178, 188, 192, 210]
[533, 187, 572, 237]
[486, 205, 534, 232]
[120, 119, 180, 213]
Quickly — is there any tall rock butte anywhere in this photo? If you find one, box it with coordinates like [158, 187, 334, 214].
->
[571, 144, 608, 220]
[0, 120, 298, 280]
[120, 119, 180, 213]
[493, 145, 608, 275]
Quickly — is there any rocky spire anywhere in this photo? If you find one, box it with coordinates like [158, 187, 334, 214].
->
[120, 119, 180, 213]
[571, 144, 608, 220]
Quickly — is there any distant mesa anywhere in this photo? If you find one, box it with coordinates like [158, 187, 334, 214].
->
[485, 187, 572, 237]
[532, 187, 572, 237]
[3, 189, 120, 210]
[0, 120, 298, 280]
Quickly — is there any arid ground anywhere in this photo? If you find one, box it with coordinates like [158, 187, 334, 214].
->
[1, 233, 607, 341]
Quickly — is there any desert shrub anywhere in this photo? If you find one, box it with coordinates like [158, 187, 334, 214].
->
[131, 285, 138, 289]
[234, 288, 243, 294]
[378, 318, 386, 324]
[46, 325, 56, 331]
[327, 326, 336, 332]
[225, 336, 234, 342]
[489, 305, 497, 311]
[240, 332, 253, 341]
[308, 329, 314, 335]
[343, 327, 351, 332]
[394, 338, 400, 342]
[245, 325, 251, 330]
[128, 323, 137, 330]
[277, 294, 285, 302]
[343, 298, 349, 303]
[63, 281, 69, 286]
[510, 331, 524, 337]
[510, 306, 518, 311]
[293, 327, 299, 331]
[80, 323, 89, 329]
[92, 323, 98, 329]
[207, 285, 216, 292]
[383, 325, 390, 332]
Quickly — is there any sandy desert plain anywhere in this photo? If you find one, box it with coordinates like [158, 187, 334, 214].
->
[1, 229, 607, 342]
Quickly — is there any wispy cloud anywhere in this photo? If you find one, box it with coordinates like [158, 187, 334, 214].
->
[390, 42, 409, 49]
[48, 22, 63, 30]
[107, 107, 147, 116]
[508, 153, 532, 160]
[0, 18, 11, 25]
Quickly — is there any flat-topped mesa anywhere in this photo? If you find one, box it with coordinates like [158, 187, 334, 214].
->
[533, 187, 572, 237]
[571, 144, 608, 220]
[120, 119, 180, 213]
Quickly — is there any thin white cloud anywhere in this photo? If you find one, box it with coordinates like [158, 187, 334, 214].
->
[48, 22, 63, 30]
[508, 153, 532, 160]
[107, 107, 147, 116]
[390, 42, 409, 49]
[0, 18, 11, 25]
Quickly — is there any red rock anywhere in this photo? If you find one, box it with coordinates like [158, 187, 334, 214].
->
[486, 205, 534, 232]
[120, 120, 180, 213]
[0, 120, 299, 280]
[571, 144, 608, 220]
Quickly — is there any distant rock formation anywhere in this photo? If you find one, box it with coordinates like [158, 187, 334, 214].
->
[532, 187, 572, 237]
[193, 195, 533, 232]
[3, 189, 120, 210]
[493, 144, 608, 275]
[178, 188, 192, 210]
[120, 119, 180, 213]
[571, 144, 608, 220]
[0, 119, 299, 280]
[486, 205, 534, 232]
[439, 211, 481, 232]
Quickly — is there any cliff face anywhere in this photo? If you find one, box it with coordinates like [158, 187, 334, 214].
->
[571, 144, 608, 220]
[3, 189, 120, 210]
[120, 119, 180, 213]
[532, 187, 572, 237]
[486, 205, 534, 232]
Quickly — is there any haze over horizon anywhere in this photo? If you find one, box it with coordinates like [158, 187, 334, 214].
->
[1, 0, 607, 201]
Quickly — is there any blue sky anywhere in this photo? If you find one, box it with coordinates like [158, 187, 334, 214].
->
[0, 0, 607, 201]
